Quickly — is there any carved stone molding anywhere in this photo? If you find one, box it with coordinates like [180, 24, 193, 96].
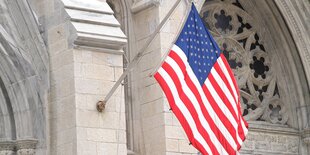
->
[0, 0, 47, 153]
[201, 0, 289, 125]
[0, 140, 37, 155]
[0, 141, 14, 155]
[302, 128, 310, 144]
[61, 0, 127, 53]
[15, 140, 37, 155]
[274, 0, 310, 88]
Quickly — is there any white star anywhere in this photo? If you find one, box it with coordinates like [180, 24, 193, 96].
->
[210, 42, 213, 45]
[191, 17, 193, 21]
[188, 25, 190, 28]
[189, 31, 192, 34]
[185, 32, 187, 35]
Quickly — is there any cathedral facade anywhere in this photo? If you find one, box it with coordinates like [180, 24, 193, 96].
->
[0, 0, 309, 154]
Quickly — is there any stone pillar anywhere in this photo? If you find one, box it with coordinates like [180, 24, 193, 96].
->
[16, 140, 37, 155]
[0, 141, 14, 155]
[47, 0, 127, 154]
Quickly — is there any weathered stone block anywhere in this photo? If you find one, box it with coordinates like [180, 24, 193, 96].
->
[165, 125, 185, 140]
[179, 139, 197, 153]
[166, 138, 179, 152]
[48, 23, 67, 45]
[86, 128, 117, 143]
[77, 140, 97, 155]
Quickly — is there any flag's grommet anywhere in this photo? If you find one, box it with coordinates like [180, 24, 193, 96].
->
[96, 101, 106, 112]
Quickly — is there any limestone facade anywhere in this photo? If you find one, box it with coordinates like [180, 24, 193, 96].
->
[0, 0, 309, 155]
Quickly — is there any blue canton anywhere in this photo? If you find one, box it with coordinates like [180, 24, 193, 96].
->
[175, 4, 221, 86]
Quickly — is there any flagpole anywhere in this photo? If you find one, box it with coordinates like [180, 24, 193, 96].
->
[97, 0, 183, 110]
[149, 1, 192, 77]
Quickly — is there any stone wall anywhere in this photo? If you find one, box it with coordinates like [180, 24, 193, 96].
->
[0, 0, 307, 154]
[28, 0, 127, 154]
[128, 0, 310, 155]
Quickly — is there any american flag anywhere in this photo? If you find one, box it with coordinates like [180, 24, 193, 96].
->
[154, 4, 248, 155]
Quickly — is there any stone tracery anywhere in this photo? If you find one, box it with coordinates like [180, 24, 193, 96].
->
[201, 0, 289, 125]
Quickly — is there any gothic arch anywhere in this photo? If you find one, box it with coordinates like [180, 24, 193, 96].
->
[0, 0, 48, 154]
[200, 0, 309, 154]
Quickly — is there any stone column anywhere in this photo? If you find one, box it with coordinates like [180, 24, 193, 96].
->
[47, 0, 127, 154]
[16, 140, 37, 155]
[0, 141, 14, 155]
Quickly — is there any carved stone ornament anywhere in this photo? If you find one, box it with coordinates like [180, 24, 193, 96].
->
[0, 141, 14, 155]
[201, 0, 289, 125]
[61, 0, 127, 53]
[302, 128, 310, 144]
[16, 140, 37, 155]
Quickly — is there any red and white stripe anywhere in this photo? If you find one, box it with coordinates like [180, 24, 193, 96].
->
[154, 45, 248, 155]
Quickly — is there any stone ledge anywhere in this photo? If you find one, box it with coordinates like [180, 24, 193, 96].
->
[0, 139, 38, 151]
[61, 0, 127, 52]
[248, 121, 299, 136]
[240, 149, 299, 155]
[62, 0, 113, 14]
[66, 9, 120, 27]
